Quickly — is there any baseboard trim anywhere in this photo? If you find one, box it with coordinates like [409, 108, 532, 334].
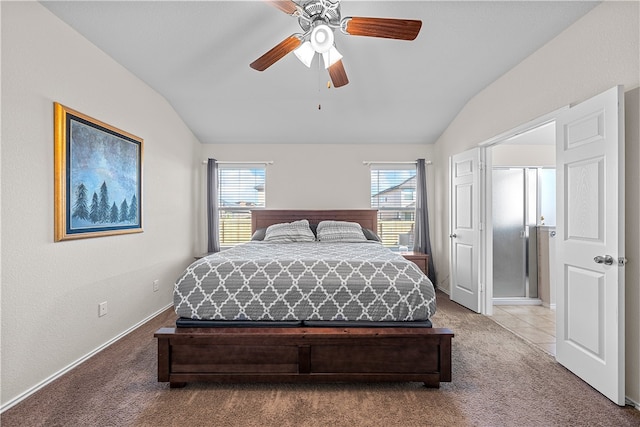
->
[493, 298, 542, 306]
[0, 303, 173, 414]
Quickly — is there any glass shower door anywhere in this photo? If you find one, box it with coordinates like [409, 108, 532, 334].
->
[493, 168, 526, 298]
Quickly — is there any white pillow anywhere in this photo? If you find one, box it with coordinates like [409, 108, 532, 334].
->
[264, 219, 316, 243]
[316, 220, 367, 242]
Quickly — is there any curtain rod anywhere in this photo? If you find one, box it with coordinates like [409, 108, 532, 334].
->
[362, 160, 432, 166]
[202, 160, 274, 165]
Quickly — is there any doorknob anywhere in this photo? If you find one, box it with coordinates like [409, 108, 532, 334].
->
[594, 255, 614, 266]
[449, 234, 457, 238]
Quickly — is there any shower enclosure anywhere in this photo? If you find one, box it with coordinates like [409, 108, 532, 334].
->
[492, 167, 555, 300]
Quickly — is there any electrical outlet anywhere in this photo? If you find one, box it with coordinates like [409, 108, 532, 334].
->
[98, 301, 108, 317]
[153, 280, 159, 292]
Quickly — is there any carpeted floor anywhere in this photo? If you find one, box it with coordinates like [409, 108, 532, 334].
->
[3, 292, 640, 426]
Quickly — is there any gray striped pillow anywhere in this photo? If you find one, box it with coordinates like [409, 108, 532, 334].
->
[264, 219, 316, 243]
[316, 220, 367, 242]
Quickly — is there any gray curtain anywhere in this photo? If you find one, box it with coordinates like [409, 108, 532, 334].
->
[413, 158, 436, 285]
[207, 158, 220, 253]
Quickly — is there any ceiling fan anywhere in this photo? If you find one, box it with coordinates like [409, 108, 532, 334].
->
[249, 0, 422, 88]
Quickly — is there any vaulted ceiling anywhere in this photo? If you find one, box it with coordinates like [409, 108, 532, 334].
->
[42, 1, 599, 145]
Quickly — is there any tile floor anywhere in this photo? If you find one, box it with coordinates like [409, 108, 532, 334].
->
[490, 305, 557, 355]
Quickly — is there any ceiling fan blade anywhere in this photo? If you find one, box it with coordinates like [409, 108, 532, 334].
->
[250, 35, 302, 71]
[328, 60, 349, 88]
[344, 17, 422, 41]
[265, 0, 298, 15]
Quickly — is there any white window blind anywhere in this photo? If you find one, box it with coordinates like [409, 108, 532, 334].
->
[370, 164, 417, 250]
[218, 163, 266, 246]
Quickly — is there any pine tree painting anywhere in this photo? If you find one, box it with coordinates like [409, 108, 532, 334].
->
[67, 117, 141, 233]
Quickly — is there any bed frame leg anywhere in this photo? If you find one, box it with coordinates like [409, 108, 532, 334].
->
[170, 382, 186, 389]
[156, 334, 170, 382]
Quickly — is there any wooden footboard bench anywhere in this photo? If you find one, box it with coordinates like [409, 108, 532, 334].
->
[155, 326, 454, 388]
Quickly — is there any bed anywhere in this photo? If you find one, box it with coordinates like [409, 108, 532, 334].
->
[155, 209, 453, 388]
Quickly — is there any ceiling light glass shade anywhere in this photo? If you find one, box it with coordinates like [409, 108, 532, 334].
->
[293, 41, 315, 68]
[322, 46, 342, 69]
[310, 24, 334, 54]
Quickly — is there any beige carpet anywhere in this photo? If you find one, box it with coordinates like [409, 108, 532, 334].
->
[3, 292, 640, 426]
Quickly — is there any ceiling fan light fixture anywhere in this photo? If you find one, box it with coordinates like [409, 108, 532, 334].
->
[322, 46, 342, 69]
[294, 41, 315, 67]
[310, 24, 334, 54]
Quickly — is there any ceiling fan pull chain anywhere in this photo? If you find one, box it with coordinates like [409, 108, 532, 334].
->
[318, 53, 322, 110]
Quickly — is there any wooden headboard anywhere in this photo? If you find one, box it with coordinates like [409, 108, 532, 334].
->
[251, 210, 378, 232]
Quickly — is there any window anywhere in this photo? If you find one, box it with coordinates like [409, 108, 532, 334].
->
[218, 164, 266, 246]
[370, 164, 416, 250]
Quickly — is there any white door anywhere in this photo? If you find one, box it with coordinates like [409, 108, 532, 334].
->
[450, 148, 481, 312]
[556, 86, 625, 405]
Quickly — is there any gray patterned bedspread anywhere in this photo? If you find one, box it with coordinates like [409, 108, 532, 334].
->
[174, 242, 436, 322]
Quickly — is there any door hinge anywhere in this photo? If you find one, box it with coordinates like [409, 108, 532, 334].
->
[479, 222, 484, 231]
[479, 161, 485, 171]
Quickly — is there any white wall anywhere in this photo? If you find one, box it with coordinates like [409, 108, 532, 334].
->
[197, 144, 434, 253]
[1, 2, 199, 409]
[432, 1, 639, 405]
[491, 144, 555, 167]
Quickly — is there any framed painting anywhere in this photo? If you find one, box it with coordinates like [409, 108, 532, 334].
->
[54, 103, 143, 241]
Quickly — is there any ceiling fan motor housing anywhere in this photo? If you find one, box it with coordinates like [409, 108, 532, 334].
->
[298, 0, 342, 33]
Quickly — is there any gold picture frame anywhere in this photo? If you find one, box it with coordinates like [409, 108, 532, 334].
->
[54, 103, 143, 241]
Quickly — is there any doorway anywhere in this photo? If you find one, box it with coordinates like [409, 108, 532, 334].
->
[488, 122, 557, 307]
[486, 123, 559, 354]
